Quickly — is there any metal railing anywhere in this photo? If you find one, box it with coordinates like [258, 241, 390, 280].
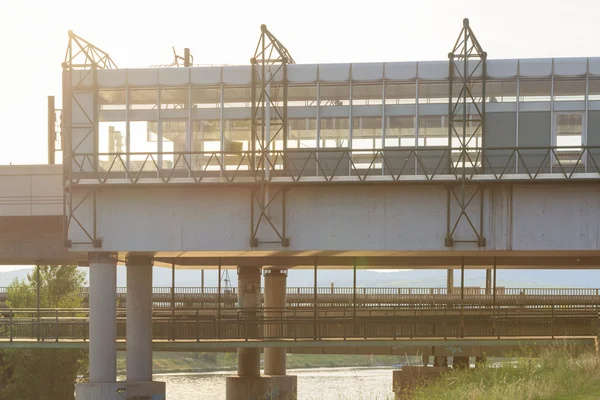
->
[0, 306, 597, 342]
[65, 146, 600, 185]
[69, 287, 600, 296]
[1, 287, 599, 308]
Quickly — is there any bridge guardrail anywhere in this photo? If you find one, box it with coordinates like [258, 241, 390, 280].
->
[0, 306, 597, 342]
[1, 288, 599, 308]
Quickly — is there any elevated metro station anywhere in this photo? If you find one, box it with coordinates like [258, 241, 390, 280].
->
[2, 18, 600, 399]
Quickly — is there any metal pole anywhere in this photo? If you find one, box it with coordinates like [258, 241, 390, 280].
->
[36, 264, 40, 341]
[485, 268, 492, 295]
[313, 260, 317, 339]
[48, 96, 56, 164]
[217, 262, 222, 337]
[353, 263, 357, 315]
[201, 269, 205, 294]
[493, 257, 497, 328]
[460, 257, 464, 338]
[171, 260, 175, 341]
[353, 263, 357, 336]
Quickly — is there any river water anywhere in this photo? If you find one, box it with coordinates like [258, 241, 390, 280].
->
[155, 367, 395, 400]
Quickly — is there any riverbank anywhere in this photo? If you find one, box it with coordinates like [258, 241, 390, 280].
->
[117, 352, 416, 374]
[413, 348, 600, 400]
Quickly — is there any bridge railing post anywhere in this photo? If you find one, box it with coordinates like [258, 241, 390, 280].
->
[195, 309, 199, 342]
[293, 307, 297, 341]
[551, 305, 555, 339]
[392, 308, 397, 340]
[443, 305, 447, 340]
[9, 311, 12, 342]
[83, 312, 87, 342]
[55, 310, 59, 342]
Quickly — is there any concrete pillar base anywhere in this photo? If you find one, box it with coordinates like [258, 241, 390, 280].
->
[226, 375, 297, 400]
[393, 367, 445, 399]
[452, 356, 470, 369]
[76, 381, 165, 400]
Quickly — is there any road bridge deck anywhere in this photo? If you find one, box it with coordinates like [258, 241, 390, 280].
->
[1, 306, 596, 344]
[0, 337, 594, 358]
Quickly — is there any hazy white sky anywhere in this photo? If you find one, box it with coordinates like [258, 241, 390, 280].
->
[0, 0, 597, 165]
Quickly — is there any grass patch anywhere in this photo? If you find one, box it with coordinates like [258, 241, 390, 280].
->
[413, 346, 600, 400]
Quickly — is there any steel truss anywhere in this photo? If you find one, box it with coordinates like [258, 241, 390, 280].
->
[63, 31, 117, 248]
[446, 19, 487, 247]
[250, 25, 295, 247]
[67, 145, 600, 185]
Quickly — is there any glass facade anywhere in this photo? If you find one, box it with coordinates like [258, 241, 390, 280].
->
[93, 63, 594, 175]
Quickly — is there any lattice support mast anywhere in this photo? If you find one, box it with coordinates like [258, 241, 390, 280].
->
[62, 31, 116, 248]
[249, 25, 295, 247]
[445, 18, 487, 247]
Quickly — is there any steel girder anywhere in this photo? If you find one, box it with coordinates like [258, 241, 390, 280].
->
[446, 19, 487, 247]
[249, 25, 295, 247]
[62, 31, 117, 248]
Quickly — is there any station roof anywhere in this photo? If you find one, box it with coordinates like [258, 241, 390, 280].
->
[72, 57, 600, 88]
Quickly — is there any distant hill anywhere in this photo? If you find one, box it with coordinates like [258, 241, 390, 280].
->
[0, 266, 598, 289]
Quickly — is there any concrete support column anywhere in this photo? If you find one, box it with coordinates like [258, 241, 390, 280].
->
[227, 266, 297, 400]
[77, 252, 164, 400]
[237, 266, 261, 377]
[88, 252, 117, 383]
[264, 269, 287, 376]
[126, 254, 153, 382]
[453, 356, 470, 369]
[447, 269, 454, 295]
[475, 356, 486, 368]
[485, 269, 492, 295]
[433, 356, 448, 367]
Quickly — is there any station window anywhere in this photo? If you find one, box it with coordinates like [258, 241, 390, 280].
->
[554, 113, 584, 165]
[385, 82, 416, 105]
[418, 82, 448, 104]
[192, 120, 221, 172]
[160, 88, 189, 109]
[99, 89, 126, 111]
[554, 79, 586, 102]
[192, 87, 221, 108]
[129, 121, 159, 172]
[385, 116, 415, 147]
[487, 80, 517, 103]
[223, 120, 251, 151]
[319, 84, 350, 106]
[192, 120, 221, 152]
[223, 87, 251, 108]
[352, 83, 383, 106]
[161, 121, 187, 169]
[352, 117, 382, 149]
[288, 85, 317, 107]
[589, 79, 600, 101]
[519, 79, 551, 102]
[129, 88, 157, 110]
[98, 122, 126, 168]
[320, 117, 350, 148]
[288, 118, 317, 148]
[418, 115, 448, 146]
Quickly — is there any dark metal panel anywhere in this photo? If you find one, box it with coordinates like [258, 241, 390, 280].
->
[518, 112, 551, 174]
[484, 112, 517, 174]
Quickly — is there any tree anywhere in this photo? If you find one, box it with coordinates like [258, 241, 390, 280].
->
[0, 265, 88, 400]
